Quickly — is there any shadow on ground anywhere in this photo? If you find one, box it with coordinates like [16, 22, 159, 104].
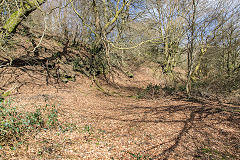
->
[100, 97, 240, 159]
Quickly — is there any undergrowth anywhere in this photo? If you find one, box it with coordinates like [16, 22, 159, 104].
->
[197, 147, 238, 160]
[137, 83, 163, 99]
[0, 97, 60, 148]
[126, 151, 151, 160]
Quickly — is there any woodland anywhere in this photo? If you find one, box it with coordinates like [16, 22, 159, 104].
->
[0, 0, 239, 159]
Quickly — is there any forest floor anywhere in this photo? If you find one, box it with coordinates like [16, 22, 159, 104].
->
[0, 63, 239, 160]
[0, 30, 239, 159]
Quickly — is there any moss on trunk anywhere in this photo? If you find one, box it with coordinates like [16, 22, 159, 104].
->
[3, 0, 46, 33]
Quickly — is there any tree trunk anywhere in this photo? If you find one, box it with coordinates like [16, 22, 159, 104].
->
[186, 0, 196, 97]
[3, 0, 46, 33]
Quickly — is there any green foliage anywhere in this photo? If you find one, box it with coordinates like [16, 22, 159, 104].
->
[58, 123, 77, 133]
[177, 84, 186, 92]
[126, 151, 151, 160]
[198, 147, 237, 160]
[83, 124, 93, 135]
[0, 95, 3, 102]
[47, 106, 58, 128]
[89, 45, 108, 76]
[191, 70, 240, 96]
[73, 57, 91, 76]
[137, 83, 163, 99]
[0, 99, 59, 147]
[136, 83, 187, 99]
[162, 86, 176, 95]
[73, 45, 108, 77]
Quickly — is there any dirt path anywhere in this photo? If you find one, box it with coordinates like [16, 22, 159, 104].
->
[1, 67, 240, 159]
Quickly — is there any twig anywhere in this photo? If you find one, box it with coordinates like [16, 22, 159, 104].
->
[106, 38, 165, 50]
[32, 15, 47, 53]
